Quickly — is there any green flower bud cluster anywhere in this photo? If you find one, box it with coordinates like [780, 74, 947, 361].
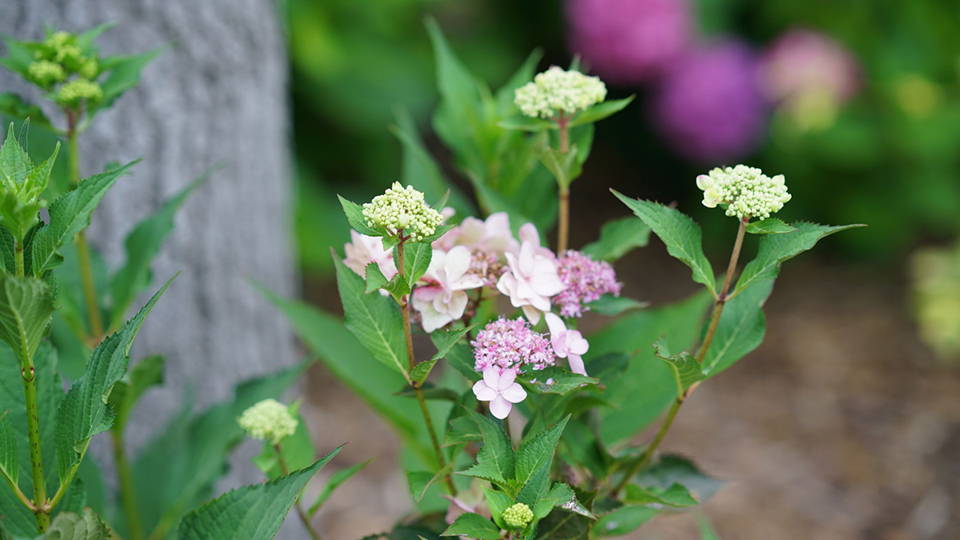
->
[696, 165, 791, 221]
[23, 30, 103, 106]
[514, 66, 607, 119]
[502, 502, 534, 529]
[237, 399, 298, 445]
[361, 182, 443, 241]
[0, 124, 59, 240]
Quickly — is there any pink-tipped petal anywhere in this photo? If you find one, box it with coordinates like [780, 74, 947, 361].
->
[568, 354, 588, 376]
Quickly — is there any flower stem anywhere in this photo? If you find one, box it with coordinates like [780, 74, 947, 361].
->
[273, 444, 323, 540]
[66, 110, 103, 341]
[556, 116, 571, 253]
[21, 365, 48, 532]
[112, 430, 144, 540]
[396, 238, 457, 496]
[611, 218, 748, 496]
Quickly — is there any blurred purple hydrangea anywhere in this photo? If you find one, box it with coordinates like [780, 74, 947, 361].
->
[652, 41, 766, 162]
[566, 0, 692, 84]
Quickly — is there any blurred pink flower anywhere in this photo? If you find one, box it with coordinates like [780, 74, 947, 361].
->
[498, 232, 565, 324]
[434, 212, 517, 254]
[473, 367, 527, 419]
[412, 246, 484, 332]
[343, 231, 397, 279]
[544, 313, 590, 376]
[652, 41, 766, 162]
[566, 0, 692, 83]
[555, 250, 622, 318]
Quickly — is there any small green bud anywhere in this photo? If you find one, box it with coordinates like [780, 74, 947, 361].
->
[44, 31, 73, 50]
[55, 78, 103, 107]
[502, 502, 534, 529]
[78, 58, 99, 80]
[27, 60, 66, 88]
[237, 399, 298, 444]
[361, 182, 443, 241]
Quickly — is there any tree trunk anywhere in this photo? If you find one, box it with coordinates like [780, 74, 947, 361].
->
[0, 0, 302, 536]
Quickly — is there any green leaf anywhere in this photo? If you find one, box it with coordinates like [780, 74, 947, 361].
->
[441, 513, 501, 539]
[89, 50, 160, 117]
[406, 465, 452, 503]
[539, 145, 582, 188]
[410, 359, 439, 387]
[108, 354, 164, 436]
[702, 279, 773, 376]
[536, 509, 592, 539]
[308, 460, 369, 515]
[253, 411, 316, 480]
[653, 340, 705, 398]
[177, 453, 335, 540]
[108, 177, 202, 329]
[744, 218, 796, 235]
[430, 325, 473, 363]
[30, 161, 138, 276]
[697, 512, 722, 540]
[484, 488, 513, 529]
[56, 277, 173, 482]
[132, 362, 305, 539]
[515, 416, 570, 505]
[0, 93, 52, 130]
[592, 506, 657, 536]
[526, 368, 598, 395]
[581, 216, 651, 262]
[612, 193, 716, 294]
[634, 455, 724, 502]
[498, 116, 554, 132]
[533, 483, 575, 519]
[337, 195, 381, 236]
[261, 289, 437, 464]
[0, 413, 18, 487]
[0, 274, 54, 365]
[495, 49, 543, 113]
[459, 411, 514, 486]
[364, 263, 390, 294]
[333, 253, 409, 379]
[585, 295, 647, 316]
[569, 96, 635, 127]
[624, 482, 698, 508]
[398, 241, 432, 293]
[395, 382, 459, 402]
[41, 508, 110, 539]
[734, 222, 864, 296]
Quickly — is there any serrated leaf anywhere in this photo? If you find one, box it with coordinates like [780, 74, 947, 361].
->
[364, 263, 390, 294]
[702, 278, 773, 376]
[108, 354, 164, 436]
[0, 274, 54, 365]
[440, 513, 501, 539]
[745, 218, 796, 235]
[515, 416, 570, 505]
[533, 483, 575, 519]
[734, 222, 864, 295]
[430, 325, 473, 363]
[459, 410, 514, 486]
[333, 254, 409, 379]
[108, 177, 201, 329]
[89, 50, 159, 117]
[634, 455, 724, 502]
[30, 161, 138, 277]
[581, 216, 651, 262]
[0, 226, 14, 274]
[653, 340, 705, 398]
[592, 506, 657, 536]
[308, 460, 368, 516]
[624, 482, 698, 508]
[569, 97, 634, 127]
[0, 413, 17, 486]
[398, 241, 432, 292]
[337, 195, 381, 236]
[41, 508, 110, 539]
[56, 277, 173, 482]
[526, 368, 598, 395]
[395, 382, 459, 402]
[585, 295, 647, 316]
[613, 193, 716, 294]
[536, 508, 592, 539]
[410, 358, 439, 386]
[177, 453, 332, 540]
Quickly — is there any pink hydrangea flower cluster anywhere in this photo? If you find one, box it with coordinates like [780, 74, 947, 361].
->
[554, 250, 622, 317]
[472, 318, 556, 373]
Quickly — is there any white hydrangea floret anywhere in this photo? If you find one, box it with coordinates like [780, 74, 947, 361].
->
[361, 182, 443, 241]
[696, 165, 791, 220]
[514, 66, 607, 119]
[237, 399, 298, 444]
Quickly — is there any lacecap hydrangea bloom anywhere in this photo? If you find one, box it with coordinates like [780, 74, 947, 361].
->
[472, 318, 555, 373]
[502, 502, 534, 529]
[362, 182, 443, 241]
[696, 165, 791, 220]
[555, 250, 622, 318]
[514, 66, 607, 119]
[237, 399, 298, 444]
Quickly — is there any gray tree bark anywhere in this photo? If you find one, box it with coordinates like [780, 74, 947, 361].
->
[0, 0, 302, 537]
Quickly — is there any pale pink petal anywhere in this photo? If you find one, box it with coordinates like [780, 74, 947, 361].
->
[447, 291, 469, 320]
[544, 313, 565, 338]
[568, 333, 589, 356]
[519, 223, 540, 247]
[452, 273, 485, 291]
[473, 380, 497, 401]
[420, 305, 452, 333]
[497, 369, 517, 389]
[489, 396, 512, 419]
[518, 242, 535, 273]
[522, 305, 543, 324]
[501, 383, 527, 403]
[445, 246, 472, 282]
[483, 367, 501, 389]
[568, 354, 588, 376]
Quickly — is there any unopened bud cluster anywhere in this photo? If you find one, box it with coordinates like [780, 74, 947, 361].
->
[514, 66, 607, 119]
[502, 502, 534, 528]
[237, 399, 298, 444]
[362, 182, 443, 241]
[23, 30, 103, 107]
[696, 165, 791, 220]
